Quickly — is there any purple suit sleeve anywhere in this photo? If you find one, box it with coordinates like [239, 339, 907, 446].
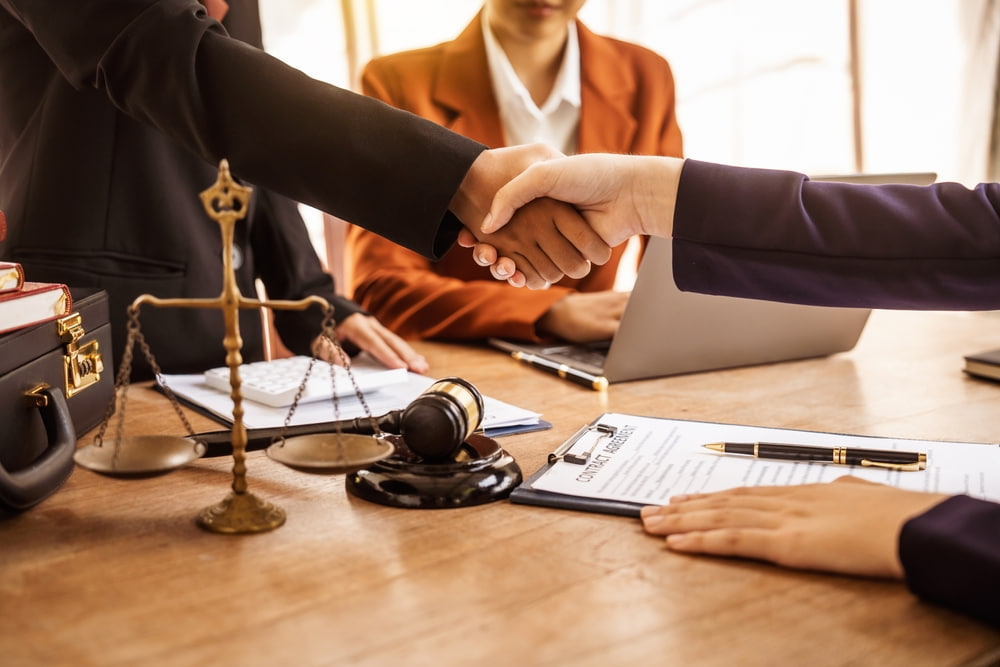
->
[899, 496, 1000, 629]
[672, 159, 1000, 310]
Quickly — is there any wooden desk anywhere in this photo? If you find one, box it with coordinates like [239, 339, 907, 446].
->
[3, 310, 1000, 666]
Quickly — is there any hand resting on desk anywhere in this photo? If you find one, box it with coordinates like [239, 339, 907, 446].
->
[536, 290, 630, 342]
[640, 477, 947, 578]
[312, 312, 429, 374]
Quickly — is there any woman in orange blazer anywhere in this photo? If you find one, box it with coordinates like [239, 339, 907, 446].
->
[346, 2, 683, 343]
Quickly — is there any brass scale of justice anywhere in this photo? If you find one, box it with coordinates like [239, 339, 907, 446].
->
[73, 160, 521, 534]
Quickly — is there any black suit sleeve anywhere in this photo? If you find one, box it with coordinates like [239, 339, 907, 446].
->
[1, 0, 484, 259]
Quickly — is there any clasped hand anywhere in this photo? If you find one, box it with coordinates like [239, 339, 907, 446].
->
[455, 150, 662, 287]
[453, 146, 618, 288]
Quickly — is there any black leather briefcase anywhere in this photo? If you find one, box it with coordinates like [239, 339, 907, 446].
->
[0, 288, 113, 511]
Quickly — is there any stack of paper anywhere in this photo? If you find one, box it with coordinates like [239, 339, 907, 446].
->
[160, 357, 544, 436]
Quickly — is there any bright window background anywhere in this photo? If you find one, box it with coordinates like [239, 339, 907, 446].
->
[259, 0, 991, 271]
[261, 0, 976, 181]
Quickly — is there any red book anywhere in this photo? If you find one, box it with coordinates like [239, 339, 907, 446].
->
[0, 281, 73, 335]
[0, 261, 25, 293]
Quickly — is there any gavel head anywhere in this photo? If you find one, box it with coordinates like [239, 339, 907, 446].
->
[399, 377, 484, 460]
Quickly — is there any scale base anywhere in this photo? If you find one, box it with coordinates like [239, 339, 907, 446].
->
[346, 434, 522, 509]
[196, 491, 286, 534]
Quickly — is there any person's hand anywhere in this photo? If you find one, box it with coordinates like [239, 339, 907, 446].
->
[457, 226, 518, 283]
[484, 153, 662, 245]
[459, 154, 685, 284]
[536, 290, 630, 342]
[640, 476, 949, 578]
[451, 145, 611, 288]
[312, 312, 429, 374]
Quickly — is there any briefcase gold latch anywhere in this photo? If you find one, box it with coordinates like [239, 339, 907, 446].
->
[58, 312, 104, 397]
[24, 383, 50, 408]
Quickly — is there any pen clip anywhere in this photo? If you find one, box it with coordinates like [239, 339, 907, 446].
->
[860, 459, 925, 472]
[549, 423, 617, 465]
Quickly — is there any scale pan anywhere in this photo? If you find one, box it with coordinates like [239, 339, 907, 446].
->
[74, 435, 206, 478]
[266, 433, 394, 474]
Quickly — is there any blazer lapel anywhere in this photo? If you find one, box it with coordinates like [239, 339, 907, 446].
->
[431, 17, 640, 153]
[577, 21, 638, 154]
[434, 13, 507, 148]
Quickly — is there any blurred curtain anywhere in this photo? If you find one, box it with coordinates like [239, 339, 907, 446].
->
[340, 0, 378, 91]
[957, 0, 1000, 183]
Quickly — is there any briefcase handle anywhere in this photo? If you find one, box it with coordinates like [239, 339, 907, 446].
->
[0, 385, 75, 510]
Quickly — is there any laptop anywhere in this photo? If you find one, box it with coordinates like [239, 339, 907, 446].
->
[489, 171, 936, 385]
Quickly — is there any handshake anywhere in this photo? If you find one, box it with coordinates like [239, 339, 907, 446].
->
[451, 144, 683, 289]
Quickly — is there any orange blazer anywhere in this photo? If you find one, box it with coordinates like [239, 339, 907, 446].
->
[347, 14, 683, 342]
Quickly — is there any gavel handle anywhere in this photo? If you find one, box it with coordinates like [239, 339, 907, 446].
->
[192, 410, 404, 457]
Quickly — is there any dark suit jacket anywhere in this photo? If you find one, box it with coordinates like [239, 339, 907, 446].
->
[901, 496, 1000, 629]
[0, 0, 483, 375]
[347, 14, 683, 341]
[672, 159, 1000, 311]
[673, 158, 1000, 628]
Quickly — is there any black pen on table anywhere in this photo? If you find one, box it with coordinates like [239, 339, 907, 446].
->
[703, 441, 927, 471]
[510, 350, 609, 391]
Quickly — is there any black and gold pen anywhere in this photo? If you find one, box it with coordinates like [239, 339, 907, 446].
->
[703, 441, 927, 471]
[510, 350, 609, 391]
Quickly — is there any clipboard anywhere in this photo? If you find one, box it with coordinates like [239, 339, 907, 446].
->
[509, 412, 1000, 518]
[509, 474, 645, 516]
[510, 416, 644, 517]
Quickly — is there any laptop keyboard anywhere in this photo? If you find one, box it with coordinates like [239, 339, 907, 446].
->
[538, 342, 610, 368]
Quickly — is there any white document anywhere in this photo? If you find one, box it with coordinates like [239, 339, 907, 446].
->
[160, 365, 541, 431]
[527, 413, 1000, 505]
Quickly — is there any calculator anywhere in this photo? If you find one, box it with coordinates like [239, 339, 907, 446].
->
[203, 356, 408, 408]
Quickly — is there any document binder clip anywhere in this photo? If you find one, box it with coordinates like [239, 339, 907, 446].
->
[548, 423, 618, 465]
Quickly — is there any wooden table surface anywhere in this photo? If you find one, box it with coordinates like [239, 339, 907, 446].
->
[3, 309, 1000, 666]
